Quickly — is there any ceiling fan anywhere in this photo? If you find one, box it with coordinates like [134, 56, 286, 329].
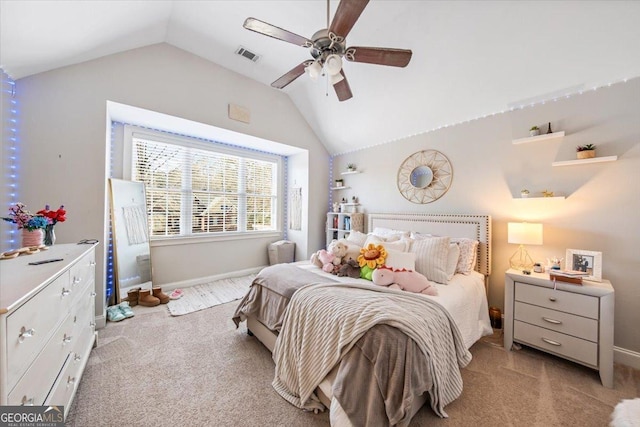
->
[243, 0, 412, 101]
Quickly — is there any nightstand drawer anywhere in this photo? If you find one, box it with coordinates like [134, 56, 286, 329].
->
[514, 301, 598, 342]
[515, 282, 598, 319]
[514, 320, 598, 366]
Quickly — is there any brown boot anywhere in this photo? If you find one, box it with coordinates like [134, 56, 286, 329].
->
[152, 287, 170, 304]
[126, 288, 140, 307]
[138, 289, 160, 307]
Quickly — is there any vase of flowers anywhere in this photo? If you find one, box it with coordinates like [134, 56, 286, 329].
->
[37, 205, 67, 246]
[2, 203, 49, 247]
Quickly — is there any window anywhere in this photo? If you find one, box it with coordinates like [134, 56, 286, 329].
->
[128, 129, 281, 238]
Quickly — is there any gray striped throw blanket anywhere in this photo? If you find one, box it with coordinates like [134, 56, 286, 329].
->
[272, 281, 471, 419]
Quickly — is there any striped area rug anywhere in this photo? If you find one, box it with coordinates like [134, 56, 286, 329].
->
[167, 274, 255, 316]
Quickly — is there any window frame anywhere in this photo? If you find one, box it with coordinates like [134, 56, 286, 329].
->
[123, 125, 284, 245]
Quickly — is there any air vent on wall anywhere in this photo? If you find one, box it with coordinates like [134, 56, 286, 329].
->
[235, 46, 260, 62]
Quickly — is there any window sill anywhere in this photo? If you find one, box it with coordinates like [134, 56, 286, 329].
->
[150, 231, 282, 247]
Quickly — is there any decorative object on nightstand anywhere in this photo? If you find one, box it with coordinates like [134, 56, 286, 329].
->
[576, 144, 596, 159]
[566, 248, 602, 282]
[529, 126, 540, 136]
[503, 269, 614, 388]
[507, 222, 543, 271]
[520, 189, 530, 198]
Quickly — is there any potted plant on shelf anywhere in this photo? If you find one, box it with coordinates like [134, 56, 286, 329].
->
[346, 163, 356, 172]
[576, 144, 596, 159]
[529, 126, 540, 137]
[520, 189, 530, 198]
[334, 179, 344, 187]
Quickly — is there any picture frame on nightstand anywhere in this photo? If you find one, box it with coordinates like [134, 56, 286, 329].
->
[566, 248, 602, 282]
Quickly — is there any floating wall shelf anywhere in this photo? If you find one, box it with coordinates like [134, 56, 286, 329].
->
[341, 170, 360, 175]
[514, 196, 566, 200]
[330, 186, 350, 191]
[512, 131, 565, 145]
[552, 155, 618, 167]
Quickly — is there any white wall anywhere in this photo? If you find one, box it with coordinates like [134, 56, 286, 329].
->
[333, 79, 640, 354]
[8, 43, 329, 325]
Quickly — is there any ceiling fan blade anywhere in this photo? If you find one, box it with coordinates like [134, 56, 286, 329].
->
[244, 18, 312, 47]
[329, 0, 369, 39]
[271, 61, 312, 89]
[333, 70, 353, 102]
[345, 46, 412, 67]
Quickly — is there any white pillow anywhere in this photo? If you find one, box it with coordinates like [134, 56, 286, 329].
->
[372, 227, 410, 240]
[410, 236, 451, 284]
[410, 232, 433, 240]
[451, 238, 479, 274]
[384, 249, 416, 271]
[364, 234, 410, 252]
[346, 230, 368, 247]
[446, 243, 460, 281]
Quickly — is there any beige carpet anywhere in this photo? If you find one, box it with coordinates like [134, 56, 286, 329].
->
[166, 274, 255, 316]
[66, 301, 639, 427]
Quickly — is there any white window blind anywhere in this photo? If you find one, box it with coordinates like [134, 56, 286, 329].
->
[131, 134, 279, 238]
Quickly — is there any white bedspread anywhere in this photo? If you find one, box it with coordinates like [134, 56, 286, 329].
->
[294, 262, 492, 349]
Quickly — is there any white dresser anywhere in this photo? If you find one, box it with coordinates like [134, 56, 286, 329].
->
[0, 243, 97, 415]
[504, 269, 614, 388]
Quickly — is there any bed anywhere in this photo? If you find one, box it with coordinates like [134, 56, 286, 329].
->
[233, 213, 492, 426]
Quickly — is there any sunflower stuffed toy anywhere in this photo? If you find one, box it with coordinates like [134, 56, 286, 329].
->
[357, 243, 387, 280]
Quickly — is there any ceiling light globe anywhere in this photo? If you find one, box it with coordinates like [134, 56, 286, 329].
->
[306, 61, 322, 81]
[325, 54, 343, 75]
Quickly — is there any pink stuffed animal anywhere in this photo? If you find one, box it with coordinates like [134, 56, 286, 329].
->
[372, 266, 438, 296]
[315, 249, 337, 273]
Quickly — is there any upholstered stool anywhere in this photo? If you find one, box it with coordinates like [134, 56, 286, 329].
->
[610, 398, 640, 426]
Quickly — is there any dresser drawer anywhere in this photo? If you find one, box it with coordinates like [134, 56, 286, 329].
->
[6, 270, 73, 389]
[69, 251, 95, 306]
[7, 312, 76, 406]
[514, 320, 598, 366]
[514, 301, 598, 342]
[515, 282, 599, 319]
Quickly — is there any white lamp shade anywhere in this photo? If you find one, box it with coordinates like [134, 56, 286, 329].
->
[324, 54, 343, 75]
[508, 222, 543, 245]
[305, 61, 322, 81]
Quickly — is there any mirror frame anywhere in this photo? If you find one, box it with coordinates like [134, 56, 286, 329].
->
[397, 150, 453, 204]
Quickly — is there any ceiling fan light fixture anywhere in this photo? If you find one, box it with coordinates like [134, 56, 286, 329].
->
[325, 54, 343, 75]
[305, 60, 322, 81]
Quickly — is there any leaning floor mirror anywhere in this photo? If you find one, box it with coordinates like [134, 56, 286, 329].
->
[108, 178, 152, 304]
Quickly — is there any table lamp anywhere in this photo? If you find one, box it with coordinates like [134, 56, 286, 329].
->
[508, 222, 543, 270]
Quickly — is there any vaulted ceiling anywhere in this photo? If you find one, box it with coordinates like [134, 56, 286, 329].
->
[2, 1, 639, 154]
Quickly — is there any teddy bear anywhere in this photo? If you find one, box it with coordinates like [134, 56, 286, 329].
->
[311, 239, 348, 270]
[336, 259, 361, 278]
[372, 265, 438, 296]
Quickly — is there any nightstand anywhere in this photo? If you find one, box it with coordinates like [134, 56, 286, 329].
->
[504, 269, 614, 388]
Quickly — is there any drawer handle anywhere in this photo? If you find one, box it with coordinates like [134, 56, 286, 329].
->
[21, 396, 34, 406]
[542, 317, 562, 325]
[548, 297, 557, 302]
[74, 354, 82, 362]
[73, 277, 82, 284]
[90, 321, 96, 328]
[90, 261, 96, 266]
[90, 292, 97, 297]
[18, 327, 35, 343]
[542, 337, 562, 346]
[63, 334, 73, 344]
[61, 288, 71, 297]
[67, 376, 77, 386]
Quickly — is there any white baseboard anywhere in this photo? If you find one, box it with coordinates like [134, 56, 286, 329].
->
[614, 346, 640, 370]
[158, 266, 266, 292]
